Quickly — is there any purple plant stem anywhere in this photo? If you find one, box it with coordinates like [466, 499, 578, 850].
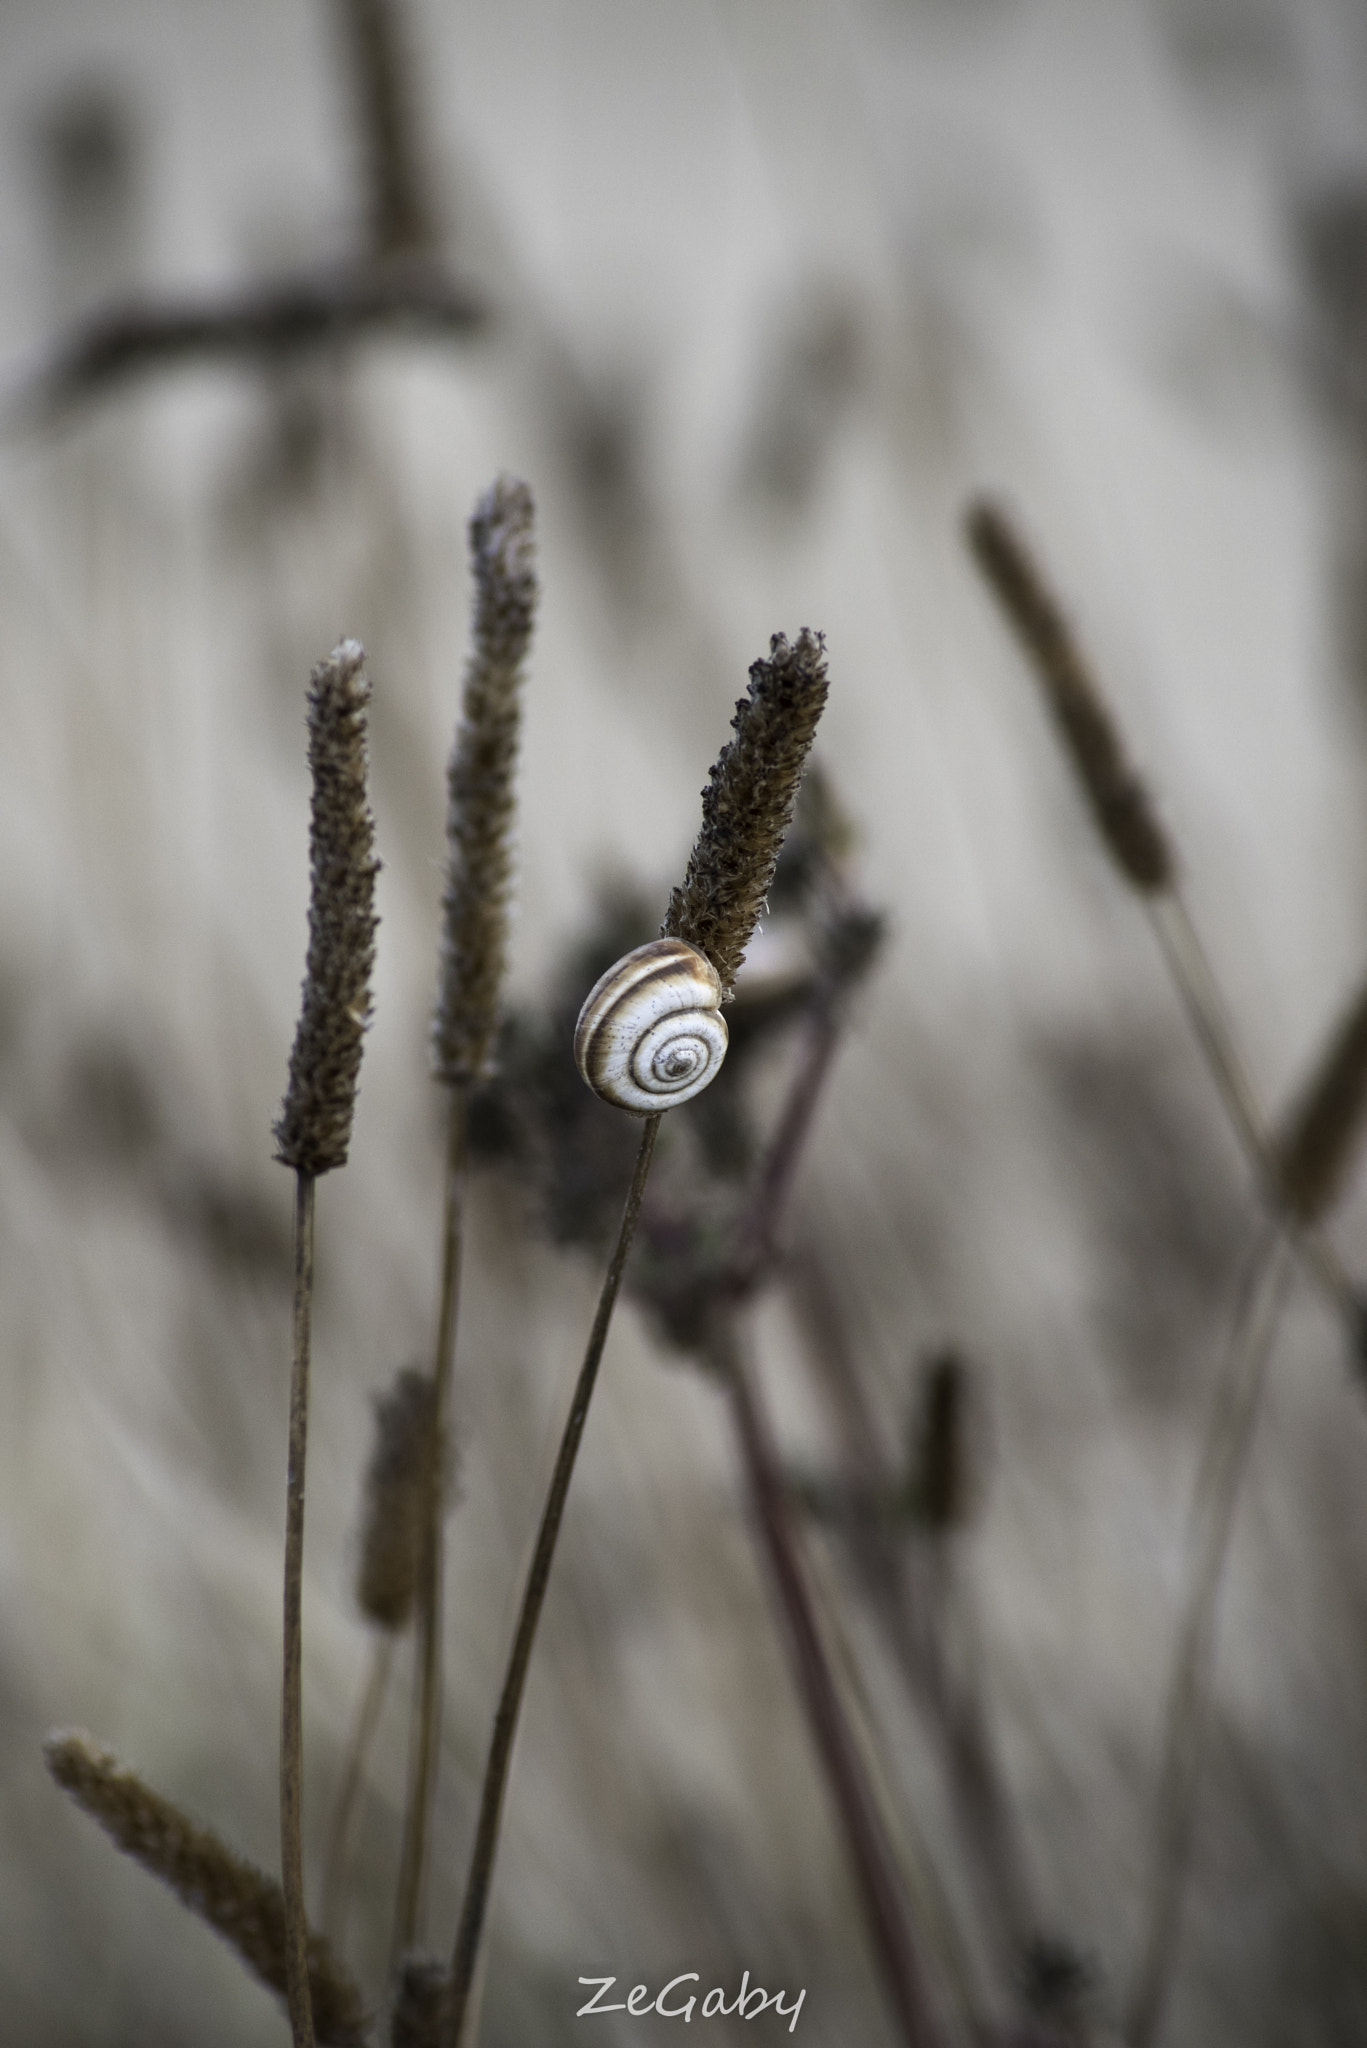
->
[787, 1245, 1037, 1980]
[723, 986, 844, 1302]
[714, 1314, 942, 2048]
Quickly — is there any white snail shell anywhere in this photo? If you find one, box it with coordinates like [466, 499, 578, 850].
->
[574, 938, 728, 1114]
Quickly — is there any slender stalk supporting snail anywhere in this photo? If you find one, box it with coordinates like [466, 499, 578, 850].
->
[443, 629, 829, 2047]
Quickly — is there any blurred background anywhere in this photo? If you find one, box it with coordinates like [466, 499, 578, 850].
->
[3, 0, 1367, 2042]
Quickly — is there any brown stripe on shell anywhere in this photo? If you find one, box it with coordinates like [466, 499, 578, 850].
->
[574, 938, 727, 1114]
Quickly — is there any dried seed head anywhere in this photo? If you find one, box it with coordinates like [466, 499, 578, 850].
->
[391, 1956, 450, 2047]
[909, 1350, 970, 1530]
[1275, 971, 1367, 1224]
[432, 476, 537, 1086]
[44, 1731, 367, 2047]
[274, 640, 380, 1176]
[663, 629, 830, 998]
[356, 1366, 446, 1630]
[966, 498, 1175, 894]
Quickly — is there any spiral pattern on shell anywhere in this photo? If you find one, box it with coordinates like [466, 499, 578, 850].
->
[574, 938, 729, 1114]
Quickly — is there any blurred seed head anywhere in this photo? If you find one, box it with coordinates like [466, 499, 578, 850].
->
[909, 1349, 972, 1530]
[432, 476, 536, 1088]
[44, 1731, 367, 2046]
[966, 497, 1175, 895]
[390, 1955, 449, 2047]
[356, 1367, 448, 1631]
[1274, 969, 1367, 1225]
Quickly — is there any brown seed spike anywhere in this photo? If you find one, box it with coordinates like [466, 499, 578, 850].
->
[909, 1350, 970, 1530]
[1275, 970, 1367, 1225]
[966, 497, 1175, 894]
[391, 1957, 450, 2047]
[274, 640, 380, 1176]
[44, 1732, 368, 2047]
[663, 629, 830, 998]
[356, 1367, 445, 1630]
[432, 476, 537, 1086]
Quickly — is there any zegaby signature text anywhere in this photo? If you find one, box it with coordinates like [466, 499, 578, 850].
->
[578, 1972, 806, 2031]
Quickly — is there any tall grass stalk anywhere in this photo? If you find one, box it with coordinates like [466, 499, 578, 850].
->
[444, 1111, 661, 2044]
[966, 497, 1359, 1332]
[715, 1314, 946, 2048]
[1129, 952, 1367, 2042]
[322, 1634, 394, 1940]
[273, 640, 379, 2047]
[1147, 895, 1355, 1312]
[444, 625, 830, 2041]
[796, 1524, 983, 2048]
[283, 1170, 319, 2048]
[394, 475, 535, 1957]
[391, 1085, 467, 1960]
[1126, 1228, 1295, 2048]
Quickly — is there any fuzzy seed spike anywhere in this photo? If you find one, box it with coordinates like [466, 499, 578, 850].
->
[274, 640, 379, 1175]
[432, 475, 537, 1086]
[1275, 971, 1367, 1225]
[356, 1367, 445, 1631]
[45, 1732, 367, 2047]
[966, 497, 1174, 894]
[663, 628, 830, 997]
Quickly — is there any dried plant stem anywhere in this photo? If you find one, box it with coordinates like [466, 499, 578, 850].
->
[444, 1113, 661, 2046]
[283, 1169, 318, 2048]
[1126, 1227, 1295, 2048]
[322, 1634, 393, 1942]
[795, 1540, 987, 2048]
[1147, 894, 1354, 1317]
[791, 1474, 984, 2047]
[9, 264, 486, 426]
[714, 1317, 941, 2048]
[787, 1245, 1036, 1989]
[724, 986, 844, 1301]
[334, 0, 439, 259]
[393, 1086, 468, 1959]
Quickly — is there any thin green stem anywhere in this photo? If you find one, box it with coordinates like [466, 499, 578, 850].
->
[393, 1086, 468, 1961]
[1126, 1226, 1295, 2048]
[282, 1168, 317, 2048]
[444, 1113, 661, 2047]
[322, 1633, 394, 1943]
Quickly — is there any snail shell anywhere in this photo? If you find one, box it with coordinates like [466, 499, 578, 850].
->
[574, 937, 728, 1114]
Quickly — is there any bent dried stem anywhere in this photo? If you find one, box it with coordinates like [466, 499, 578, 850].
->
[713, 1317, 943, 2048]
[322, 1634, 394, 1943]
[787, 1245, 1037, 1992]
[444, 1114, 661, 2045]
[1126, 1228, 1295, 2048]
[1147, 896, 1354, 1315]
[7, 262, 486, 426]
